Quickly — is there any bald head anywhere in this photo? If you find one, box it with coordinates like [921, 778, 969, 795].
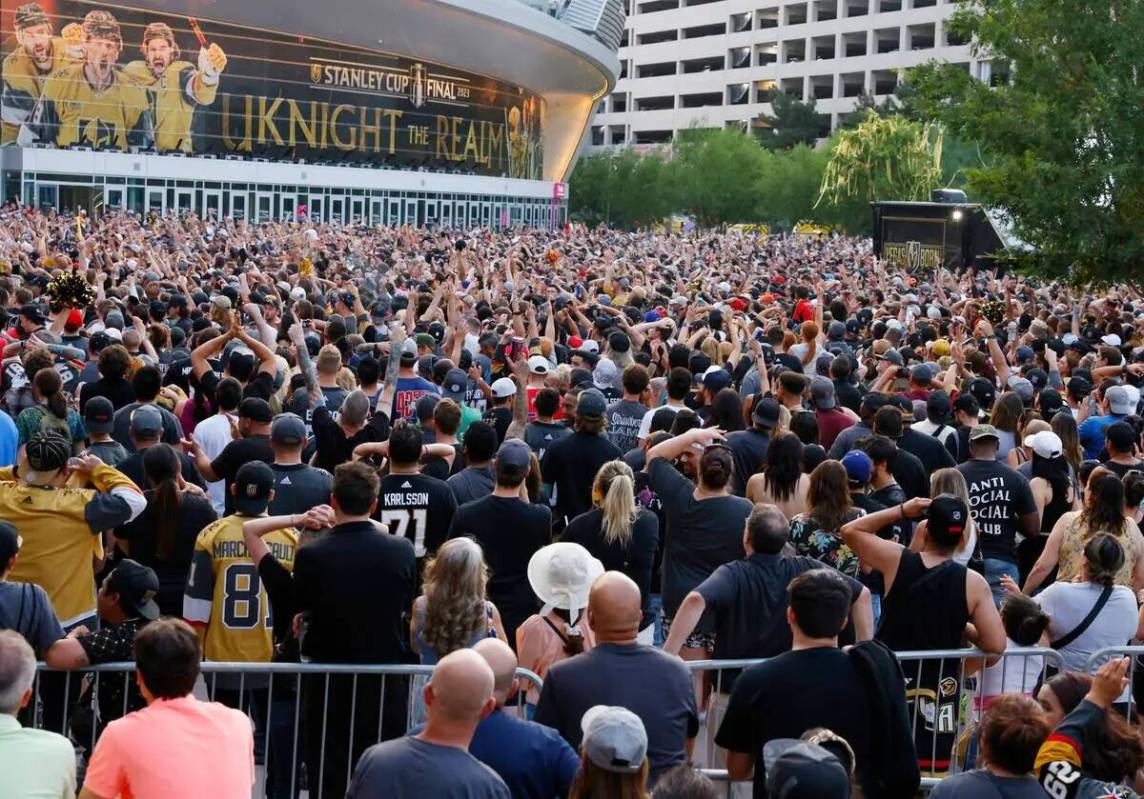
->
[588, 571, 642, 644]
[426, 649, 495, 725]
[474, 638, 517, 707]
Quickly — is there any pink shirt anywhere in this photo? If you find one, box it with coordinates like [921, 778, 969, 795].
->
[83, 695, 253, 799]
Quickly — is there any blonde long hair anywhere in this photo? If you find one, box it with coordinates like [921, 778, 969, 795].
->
[593, 461, 637, 547]
[930, 468, 976, 549]
[422, 538, 489, 656]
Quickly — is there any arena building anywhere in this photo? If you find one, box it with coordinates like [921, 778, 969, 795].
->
[0, 0, 622, 226]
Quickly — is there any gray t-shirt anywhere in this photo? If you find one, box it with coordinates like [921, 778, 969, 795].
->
[448, 465, 495, 506]
[524, 421, 570, 460]
[346, 736, 509, 799]
[88, 440, 130, 467]
[0, 580, 64, 653]
[929, 770, 1045, 798]
[268, 463, 333, 516]
[606, 399, 647, 454]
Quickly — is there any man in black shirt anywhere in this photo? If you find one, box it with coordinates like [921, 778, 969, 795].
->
[715, 569, 880, 799]
[725, 397, 778, 497]
[871, 406, 929, 500]
[377, 421, 457, 569]
[183, 397, 274, 515]
[540, 389, 621, 528]
[448, 421, 498, 505]
[831, 355, 864, 414]
[861, 435, 911, 544]
[957, 424, 1038, 606]
[890, 396, 956, 474]
[109, 366, 184, 452]
[449, 438, 551, 645]
[266, 413, 332, 516]
[293, 462, 416, 799]
[116, 406, 207, 492]
[189, 320, 278, 403]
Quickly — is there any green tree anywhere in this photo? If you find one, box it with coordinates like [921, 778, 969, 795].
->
[910, 0, 1144, 285]
[817, 113, 944, 210]
[673, 127, 768, 226]
[756, 144, 828, 229]
[754, 90, 820, 151]
[568, 149, 676, 228]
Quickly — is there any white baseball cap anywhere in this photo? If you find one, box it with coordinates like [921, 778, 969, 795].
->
[490, 377, 517, 399]
[1102, 333, 1122, 347]
[580, 340, 600, 355]
[527, 355, 550, 375]
[1023, 430, 1063, 459]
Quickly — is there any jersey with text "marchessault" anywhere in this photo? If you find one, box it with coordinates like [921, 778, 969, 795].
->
[33, 64, 153, 149]
[183, 515, 297, 663]
[122, 60, 216, 153]
[1, 39, 77, 143]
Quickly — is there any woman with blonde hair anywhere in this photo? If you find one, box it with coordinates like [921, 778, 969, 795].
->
[910, 468, 978, 567]
[564, 460, 659, 643]
[410, 537, 505, 664]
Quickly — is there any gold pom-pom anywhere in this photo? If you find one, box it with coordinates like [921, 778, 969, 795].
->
[299, 257, 313, 278]
[45, 269, 95, 313]
[545, 250, 559, 265]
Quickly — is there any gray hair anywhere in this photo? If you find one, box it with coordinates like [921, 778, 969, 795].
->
[0, 630, 35, 714]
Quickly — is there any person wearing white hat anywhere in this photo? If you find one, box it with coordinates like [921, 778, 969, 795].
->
[516, 543, 603, 707]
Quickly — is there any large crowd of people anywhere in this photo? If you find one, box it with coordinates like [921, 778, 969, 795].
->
[1, 206, 1144, 798]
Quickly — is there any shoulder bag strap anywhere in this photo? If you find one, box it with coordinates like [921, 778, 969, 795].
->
[1051, 584, 1114, 650]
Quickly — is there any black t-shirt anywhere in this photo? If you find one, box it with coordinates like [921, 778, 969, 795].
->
[268, 463, 333, 516]
[421, 444, 466, 481]
[115, 492, 218, 617]
[562, 507, 659, 629]
[715, 647, 874, 799]
[647, 458, 753, 624]
[259, 553, 298, 662]
[1100, 459, 1143, 479]
[890, 446, 930, 500]
[724, 428, 771, 497]
[697, 554, 863, 675]
[483, 406, 513, 445]
[311, 405, 390, 474]
[448, 495, 551, 641]
[834, 379, 864, 414]
[958, 458, 1036, 562]
[79, 377, 136, 411]
[540, 431, 622, 525]
[867, 484, 911, 546]
[900, 427, 957, 474]
[211, 435, 275, 514]
[377, 472, 457, 562]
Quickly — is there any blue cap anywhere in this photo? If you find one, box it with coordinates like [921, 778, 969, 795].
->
[841, 450, 873, 486]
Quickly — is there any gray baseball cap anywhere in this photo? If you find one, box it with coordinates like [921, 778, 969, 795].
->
[580, 706, 647, 774]
[577, 388, 607, 419]
[442, 368, 469, 402]
[810, 376, 836, 410]
[1107, 384, 1134, 415]
[496, 438, 532, 478]
[129, 405, 163, 438]
[271, 413, 307, 446]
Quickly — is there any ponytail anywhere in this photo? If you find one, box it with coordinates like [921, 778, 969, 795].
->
[33, 368, 67, 421]
[594, 461, 637, 548]
[143, 445, 182, 560]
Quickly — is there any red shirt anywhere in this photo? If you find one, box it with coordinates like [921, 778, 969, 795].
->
[793, 300, 814, 323]
[815, 408, 856, 450]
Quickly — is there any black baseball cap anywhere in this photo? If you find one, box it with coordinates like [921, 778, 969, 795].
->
[967, 377, 997, 411]
[83, 396, 115, 435]
[928, 494, 968, 542]
[270, 413, 307, 446]
[1038, 388, 1064, 418]
[19, 303, 45, 325]
[232, 461, 275, 515]
[577, 389, 607, 419]
[0, 521, 21, 565]
[495, 438, 532, 480]
[753, 397, 780, 429]
[952, 392, 981, 419]
[106, 559, 160, 620]
[764, 740, 850, 798]
[239, 397, 273, 424]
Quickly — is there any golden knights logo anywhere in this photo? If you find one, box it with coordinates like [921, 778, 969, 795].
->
[409, 63, 425, 109]
[907, 241, 922, 270]
[311, 63, 323, 84]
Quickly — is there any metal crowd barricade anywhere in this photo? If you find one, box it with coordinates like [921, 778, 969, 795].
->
[1084, 645, 1144, 723]
[685, 647, 1064, 797]
[31, 661, 542, 799]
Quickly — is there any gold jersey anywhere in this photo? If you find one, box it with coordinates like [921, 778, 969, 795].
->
[183, 514, 297, 664]
[1, 39, 78, 144]
[33, 62, 153, 150]
[122, 59, 216, 153]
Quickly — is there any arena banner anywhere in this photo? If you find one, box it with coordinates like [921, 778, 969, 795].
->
[0, 0, 544, 178]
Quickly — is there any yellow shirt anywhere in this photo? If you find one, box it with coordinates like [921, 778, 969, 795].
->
[1, 39, 77, 143]
[183, 515, 297, 663]
[34, 62, 153, 150]
[0, 464, 142, 625]
[122, 59, 216, 153]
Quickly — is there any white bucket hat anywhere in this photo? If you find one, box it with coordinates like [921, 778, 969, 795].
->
[527, 543, 604, 625]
